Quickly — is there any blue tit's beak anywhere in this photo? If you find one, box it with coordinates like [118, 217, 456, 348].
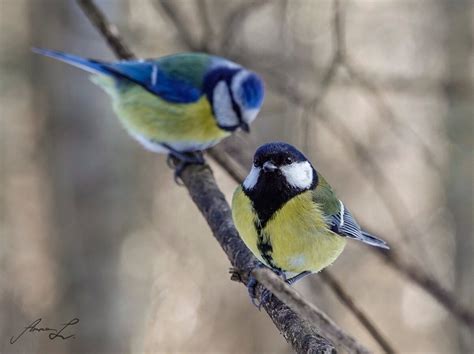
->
[240, 122, 250, 133]
[263, 161, 278, 173]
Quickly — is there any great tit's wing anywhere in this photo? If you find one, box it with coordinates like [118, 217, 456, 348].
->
[312, 173, 389, 249]
[33, 49, 207, 103]
[328, 203, 389, 249]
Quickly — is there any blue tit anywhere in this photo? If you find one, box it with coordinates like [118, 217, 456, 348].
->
[32, 48, 264, 163]
[232, 142, 389, 287]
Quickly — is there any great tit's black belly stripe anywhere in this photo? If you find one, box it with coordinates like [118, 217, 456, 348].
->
[254, 221, 282, 271]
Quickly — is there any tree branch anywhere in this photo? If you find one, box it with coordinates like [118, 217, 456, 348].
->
[76, 0, 135, 60]
[154, 0, 200, 51]
[75, 0, 371, 352]
[300, 0, 344, 152]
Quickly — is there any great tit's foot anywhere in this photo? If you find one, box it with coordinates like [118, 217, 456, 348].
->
[246, 263, 279, 310]
[286, 271, 311, 286]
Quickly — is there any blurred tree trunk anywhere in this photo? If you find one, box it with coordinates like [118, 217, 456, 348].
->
[29, 0, 154, 352]
[442, 0, 473, 352]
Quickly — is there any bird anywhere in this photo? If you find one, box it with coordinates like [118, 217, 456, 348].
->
[32, 48, 265, 176]
[232, 142, 389, 303]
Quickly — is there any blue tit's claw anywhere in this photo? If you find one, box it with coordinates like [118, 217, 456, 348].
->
[166, 155, 175, 169]
[165, 149, 206, 185]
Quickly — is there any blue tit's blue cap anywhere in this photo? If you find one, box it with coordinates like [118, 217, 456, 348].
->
[240, 73, 264, 109]
[254, 142, 308, 165]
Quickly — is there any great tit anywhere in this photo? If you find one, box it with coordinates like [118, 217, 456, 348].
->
[232, 142, 389, 291]
[33, 49, 264, 166]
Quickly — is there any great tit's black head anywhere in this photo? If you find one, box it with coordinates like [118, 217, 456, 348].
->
[243, 142, 317, 195]
[242, 142, 318, 225]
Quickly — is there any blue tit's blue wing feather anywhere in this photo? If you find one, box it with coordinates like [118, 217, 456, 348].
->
[99, 57, 206, 103]
[328, 201, 390, 249]
[32, 49, 209, 103]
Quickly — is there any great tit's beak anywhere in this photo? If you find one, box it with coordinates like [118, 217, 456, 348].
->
[240, 122, 250, 133]
[263, 161, 278, 173]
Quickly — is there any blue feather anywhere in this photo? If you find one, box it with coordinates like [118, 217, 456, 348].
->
[33, 48, 202, 103]
[32, 48, 112, 75]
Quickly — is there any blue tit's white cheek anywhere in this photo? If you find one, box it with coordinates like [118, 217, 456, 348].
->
[213, 81, 239, 129]
[243, 165, 261, 190]
[231, 70, 257, 124]
[280, 161, 313, 189]
[231, 69, 263, 124]
[238, 108, 259, 126]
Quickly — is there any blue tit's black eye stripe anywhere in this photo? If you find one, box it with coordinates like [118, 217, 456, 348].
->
[203, 67, 242, 124]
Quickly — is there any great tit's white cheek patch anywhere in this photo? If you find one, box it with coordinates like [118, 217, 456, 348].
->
[281, 161, 313, 189]
[243, 165, 261, 190]
[213, 81, 239, 128]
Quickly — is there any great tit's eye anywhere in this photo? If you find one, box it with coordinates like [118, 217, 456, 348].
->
[284, 157, 292, 164]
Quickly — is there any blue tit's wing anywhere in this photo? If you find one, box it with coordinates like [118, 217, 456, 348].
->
[312, 173, 389, 249]
[33, 49, 210, 103]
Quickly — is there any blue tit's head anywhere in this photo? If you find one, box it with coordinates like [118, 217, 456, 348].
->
[203, 66, 264, 133]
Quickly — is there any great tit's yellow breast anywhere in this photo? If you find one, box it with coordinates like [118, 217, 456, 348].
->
[232, 186, 269, 266]
[263, 190, 346, 273]
[92, 75, 230, 143]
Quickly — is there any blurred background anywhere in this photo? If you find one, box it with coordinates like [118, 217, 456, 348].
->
[1, 0, 473, 353]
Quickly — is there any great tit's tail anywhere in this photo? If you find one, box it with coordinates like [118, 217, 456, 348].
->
[359, 231, 390, 250]
[32, 48, 113, 76]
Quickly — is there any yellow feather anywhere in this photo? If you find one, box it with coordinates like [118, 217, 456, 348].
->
[92, 75, 230, 143]
[232, 187, 346, 274]
[232, 186, 268, 266]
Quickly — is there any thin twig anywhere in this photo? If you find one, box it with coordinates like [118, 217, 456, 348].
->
[76, 0, 135, 59]
[154, 0, 200, 51]
[320, 271, 396, 354]
[196, 0, 214, 52]
[75, 0, 370, 352]
[343, 60, 443, 173]
[220, 0, 271, 55]
[300, 0, 344, 152]
[315, 106, 474, 329]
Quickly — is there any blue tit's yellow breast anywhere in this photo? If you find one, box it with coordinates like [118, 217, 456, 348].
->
[92, 75, 230, 143]
[232, 187, 346, 274]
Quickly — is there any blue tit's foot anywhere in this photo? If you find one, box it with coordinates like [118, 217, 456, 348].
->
[164, 147, 205, 184]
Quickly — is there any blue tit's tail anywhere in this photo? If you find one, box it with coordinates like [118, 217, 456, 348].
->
[360, 231, 390, 250]
[32, 48, 112, 76]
